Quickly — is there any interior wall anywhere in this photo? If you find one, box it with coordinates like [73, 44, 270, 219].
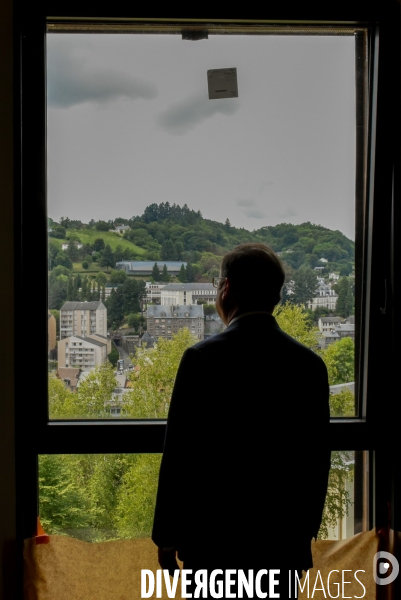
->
[0, 0, 16, 597]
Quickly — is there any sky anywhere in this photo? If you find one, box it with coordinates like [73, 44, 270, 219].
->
[47, 32, 356, 240]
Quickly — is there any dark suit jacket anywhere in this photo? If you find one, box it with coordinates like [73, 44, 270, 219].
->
[152, 313, 331, 571]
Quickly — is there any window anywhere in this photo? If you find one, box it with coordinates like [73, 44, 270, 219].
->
[18, 5, 400, 580]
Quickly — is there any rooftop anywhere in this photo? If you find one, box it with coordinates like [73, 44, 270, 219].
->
[60, 301, 106, 311]
[162, 283, 215, 291]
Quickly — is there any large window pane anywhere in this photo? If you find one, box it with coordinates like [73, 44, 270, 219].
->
[38, 451, 368, 542]
[47, 27, 362, 419]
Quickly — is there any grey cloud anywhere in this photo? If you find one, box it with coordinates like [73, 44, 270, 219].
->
[278, 208, 297, 218]
[236, 199, 256, 208]
[47, 48, 157, 108]
[258, 181, 274, 194]
[157, 95, 239, 135]
[241, 208, 267, 219]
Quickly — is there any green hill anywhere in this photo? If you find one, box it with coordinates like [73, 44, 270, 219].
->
[50, 229, 145, 255]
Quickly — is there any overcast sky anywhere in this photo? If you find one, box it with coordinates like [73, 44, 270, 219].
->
[47, 32, 356, 239]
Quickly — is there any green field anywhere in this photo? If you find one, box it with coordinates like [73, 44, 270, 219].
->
[50, 229, 146, 255]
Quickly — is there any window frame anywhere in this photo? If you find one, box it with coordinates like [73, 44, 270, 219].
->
[16, 0, 400, 558]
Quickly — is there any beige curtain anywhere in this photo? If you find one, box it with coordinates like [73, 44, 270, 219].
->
[24, 529, 397, 600]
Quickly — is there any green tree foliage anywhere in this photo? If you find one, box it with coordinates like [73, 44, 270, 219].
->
[96, 220, 110, 231]
[93, 238, 105, 252]
[105, 279, 146, 329]
[115, 454, 162, 538]
[54, 252, 73, 270]
[49, 224, 66, 239]
[186, 262, 195, 282]
[329, 388, 355, 417]
[178, 264, 187, 282]
[151, 262, 160, 281]
[109, 269, 126, 284]
[39, 454, 91, 535]
[334, 277, 354, 317]
[82, 261, 89, 269]
[161, 239, 177, 260]
[67, 241, 80, 262]
[323, 337, 354, 385]
[291, 265, 318, 306]
[203, 304, 217, 316]
[127, 313, 141, 330]
[123, 328, 197, 419]
[274, 302, 319, 349]
[108, 346, 119, 367]
[100, 244, 114, 272]
[160, 264, 170, 282]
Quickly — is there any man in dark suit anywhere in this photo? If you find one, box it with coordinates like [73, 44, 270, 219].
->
[152, 243, 331, 598]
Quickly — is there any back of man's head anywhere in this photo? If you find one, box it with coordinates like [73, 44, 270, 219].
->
[221, 243, 285, 312]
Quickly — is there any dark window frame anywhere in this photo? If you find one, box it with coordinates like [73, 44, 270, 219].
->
[16, 0, 399, 569]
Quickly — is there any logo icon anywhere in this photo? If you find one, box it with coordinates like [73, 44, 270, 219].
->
[373, 551, 399, 585]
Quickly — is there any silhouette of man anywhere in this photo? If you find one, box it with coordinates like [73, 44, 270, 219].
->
[152, 243, 330, 599]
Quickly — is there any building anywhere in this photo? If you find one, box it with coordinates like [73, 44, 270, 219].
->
[318, 317, 343, 333]
[144, 282, 166, 305]
[309, 283, 338, 311]
[147, 304, 204, 340]
[48, 312, 57, 354]
[113, 224, 130, 234]
[115, 261, 186, 276]
[57, 335, 109, 370]
[161, 283, 217, 306]
[61, 242, 83, 250]
[335, 323, 355, 341]
[60, 301, 107, 340]
[56, 367, 81, 392]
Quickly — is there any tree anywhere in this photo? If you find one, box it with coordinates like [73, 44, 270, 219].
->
[93, 238, 105, 252]
[273, 302, 319, 349]
[96, 220, 110, 231]
[109, 269, 126, 284]
[335, 277, 354, 317]
[160, 264, 170, 282]
[178, 263, 187, 283]
[203, 304, 217, 316]
[151, 262, 160, 281]
[74, 364, 117, 418]
[186, 262, 195, 282]
[66, 241, 80, 263]
[127, 313, 141, 330]
[161, 239, 177, 261]
[82, 260, 89, 269]
[123, 328, 197, 419]
[100, 244, 114, 272]
[108, 346, 119, 367]
[322, 337, 354, 386]
[291, 265, 318, 306]
[96, 272, 107, 288]
[54, 252, 73, 270]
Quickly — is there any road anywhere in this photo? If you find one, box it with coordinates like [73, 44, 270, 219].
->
[114, 342, 134, 374]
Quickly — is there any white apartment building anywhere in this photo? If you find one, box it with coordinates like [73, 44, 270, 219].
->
[161, 283, 217, 306]
[60, 301, 107, 340]
[144, 282, 166, 305]
[58, 335, 108, 371]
